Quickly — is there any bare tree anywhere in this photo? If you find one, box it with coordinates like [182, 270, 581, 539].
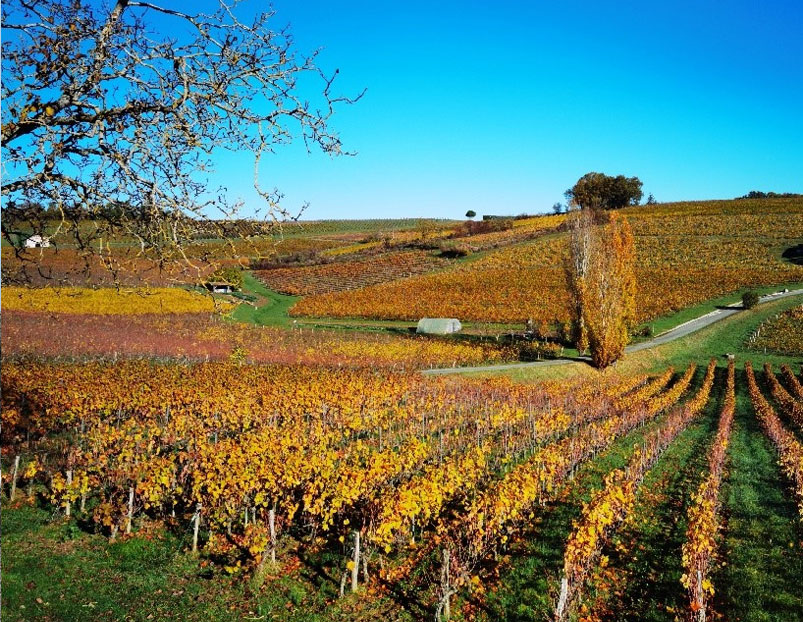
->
[565, 209, 636, 368]
[565, 207, 596, 353]
[1, 0, 363, 283]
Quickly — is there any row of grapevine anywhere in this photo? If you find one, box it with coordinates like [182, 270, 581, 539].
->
[763, 362, 803, 431]
[2, 360, 658, 586]
[745, 361, 803, 517]
[414, 365, 698, 616]
[554, 359, 716, 621]
[255, 250, 448, 297]
[1, 286, 233, 314]
[681, 359, 736, 621]
[781, 364, 803, 401]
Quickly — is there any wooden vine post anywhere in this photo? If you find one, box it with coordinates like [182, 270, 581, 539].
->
[268, 506, 277, 566]
[192, 503, 202, 553]
[555, 576, 569, 621]
[351, 530, 361, 593]
[696, 570, 706, 622]
[438, 548, 452, 621]
[10, 455, 21, 501]
[126, 486, 135, 534]
[65, 470, 73, 517]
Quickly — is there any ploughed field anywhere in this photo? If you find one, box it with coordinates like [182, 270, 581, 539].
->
[2, 358, 802, 621]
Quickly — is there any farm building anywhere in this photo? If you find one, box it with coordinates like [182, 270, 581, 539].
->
[416, 318, 462, 335]
[24, 234, 50, 248]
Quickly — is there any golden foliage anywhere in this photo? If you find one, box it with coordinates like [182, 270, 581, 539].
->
[1, 286, 232, 315]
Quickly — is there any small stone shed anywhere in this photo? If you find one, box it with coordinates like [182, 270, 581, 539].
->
[416, 318, 462, 335]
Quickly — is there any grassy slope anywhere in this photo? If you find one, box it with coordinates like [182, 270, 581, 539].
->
[635, 282, 803, 340]
[475, 293, 803, 384]
[0, 503, 411, 622]
[229, 272, 299, 327]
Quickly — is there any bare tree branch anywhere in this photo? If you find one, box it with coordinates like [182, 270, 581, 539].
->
[1, 0, 363, 284]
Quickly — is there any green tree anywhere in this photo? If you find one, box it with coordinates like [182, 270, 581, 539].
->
[465, 210, 476, 219]
[209, 266, 244, 290]
[565, 172, 643, 211]
[742, 290, 760, 309]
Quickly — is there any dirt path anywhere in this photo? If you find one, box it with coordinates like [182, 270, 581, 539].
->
[422, 288, 803, 375]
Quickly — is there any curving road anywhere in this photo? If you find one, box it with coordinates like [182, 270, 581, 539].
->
[422, 288, 803, 375]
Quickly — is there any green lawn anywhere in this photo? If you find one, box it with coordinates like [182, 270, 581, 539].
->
[229, 272, 300, 328]
[0, 502, 410, 622]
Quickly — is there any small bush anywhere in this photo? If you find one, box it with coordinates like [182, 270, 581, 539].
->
[453, 218, 514, 238]
[437, 241, 470, 258]
[742, 290, 760, 309]
[518, 340, 563, 361]
[208, 266, 244, 289]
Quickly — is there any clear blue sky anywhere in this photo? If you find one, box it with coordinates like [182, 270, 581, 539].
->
[199, 2, 803, 219]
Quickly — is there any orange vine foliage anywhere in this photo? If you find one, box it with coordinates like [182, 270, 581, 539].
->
[682, 360, 735, 620]
[781, 364, 803, 401]
[290, 199, 803, 324]
[4, 360, 640, 566]
[1, 310, 512, 369]
[411, 365, 696, 596]
[763, 362, 803, 432]
[745, 361, 803, 517]
[255, 250, 448, 296]
[747, 304, 803, 356]
[557, 359, 715, 620]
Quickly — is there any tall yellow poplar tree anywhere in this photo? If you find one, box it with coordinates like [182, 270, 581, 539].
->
[566, 211, 636, 368]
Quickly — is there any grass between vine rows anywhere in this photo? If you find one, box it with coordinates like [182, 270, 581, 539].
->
[2, 366, 801, 621]
[0, 371, 695, 622]
[711, 369, 803, 622]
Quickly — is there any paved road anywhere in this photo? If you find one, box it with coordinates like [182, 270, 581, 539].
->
[422, 288, 803, 375]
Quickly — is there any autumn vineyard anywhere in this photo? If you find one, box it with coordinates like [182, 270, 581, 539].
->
[2, 197, 803, 622]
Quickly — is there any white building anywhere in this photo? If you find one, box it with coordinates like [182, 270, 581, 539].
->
[24, 235, 51, 248]
[416, 318, 462, 335]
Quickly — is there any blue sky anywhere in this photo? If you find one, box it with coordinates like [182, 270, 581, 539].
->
[239, 0, 803, 220]
[222, 0, 802, 220]
[33, 1, 803, 221]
